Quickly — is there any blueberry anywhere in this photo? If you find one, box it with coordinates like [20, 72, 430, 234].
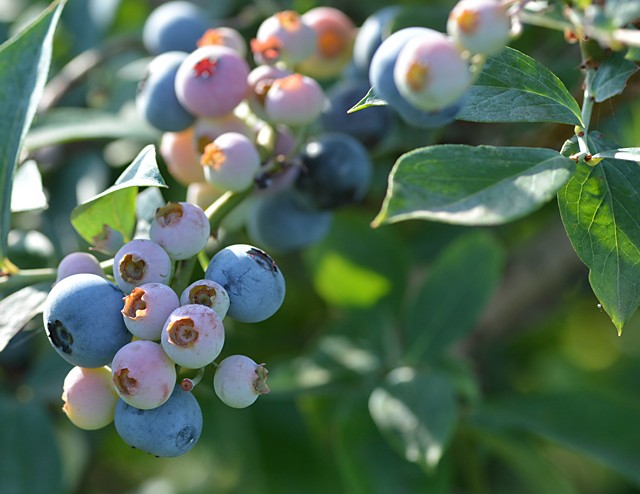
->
[321, 78, 393, 146]
[62, 366, 118, 430]
[113, 239, 172, 294]
[143, 1, 211, 55]
[197, 26, 247, 57]
[114, 385, 203, 457]
[136, 51, 195, 132]
[122, 283, 180, 340]
[55, 251, 104, 283]
[448, 0, 511, 56]
[204, 244, 285, 323]
[180, 279, 230, 319]
[369, 27, 466, 128]
[352, 6, 401, 75]
[160, 127, 205, 186]
[43, 273, 131, 368]
[149, 201, 211, 260]
[201, 132, 261, 192]
[263, 73, 325, 127]
[246, 190, 332, 253]
[252, 10, 316, 65]
[213, 355, 270, 409]
[295, 133, 373, 210]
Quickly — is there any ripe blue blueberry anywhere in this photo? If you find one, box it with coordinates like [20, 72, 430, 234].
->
[136, 51, 195, 132]
[352, 6, 401, 75]
[205, 244, 285, 323]
[114, 385, 203, 457]
[43, 273, 131, 368]
[295, 133, 373, 210]
[321, 78, 394, 147]
[246, 190, 333, 253]
[142, 1, 211, 55]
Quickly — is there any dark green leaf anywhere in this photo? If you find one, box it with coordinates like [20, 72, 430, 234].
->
[70, 145, 166, 252]
[558, 134, 640, 332]
[369, 368, 457, 470]
[0, 282, 49, 353]
[457, 47, 583, 125]
[347, 86, 388, 114]
[404, 232, 505, 363]
[0, 395, 63, 494]
[374, 145, 574, 226]
[25, 107, 159, 151]
[0, 0, 66, 263]
[591, 51, 639, 103]
[470, 390, 640, 486]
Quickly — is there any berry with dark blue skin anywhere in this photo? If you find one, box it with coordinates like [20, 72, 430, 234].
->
[205, 244, 285, 323]
[352, 6, 401, 75]
[142, 1, 211, 55]
[43, 273, 132, 368]
[114, 385, 203, 457]
[369, 27, 466, 128]
[246, 190, 333, 253]
[321, 78, 393, 146]
[295, 133, 373, 210]
[136, 52, 195, 132]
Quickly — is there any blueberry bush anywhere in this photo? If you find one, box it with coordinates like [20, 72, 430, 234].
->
[2, 0, 640, 492]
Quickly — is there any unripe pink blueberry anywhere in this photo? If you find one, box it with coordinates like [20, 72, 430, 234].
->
[252, 10, 317, 65]
[299, 7, 355, 79]
[149, 201, 210, 260]
[201, 132, 261, 192]
[161, 304, 225, 369]
[111, 340, 176, 410]
[62, 366, 118, 430]
[194, 114, 253, 155]
[264, 74, 325, 127]
[174, 45, 250, 118]
[122, 283, 180, 340]
[197, 27, 248, 57]
[247, 64, 292, 120]
[213, 355, 270, 409]
[394, 32, 471, 112]
[113, 239, 172, 294]
[55, 252, 104, 283]
[160, 127, 204, 186]
[180, 279, 230, 319]
[447, 0, 511, 56]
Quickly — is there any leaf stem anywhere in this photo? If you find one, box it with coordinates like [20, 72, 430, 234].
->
[0, 267, 55, 292]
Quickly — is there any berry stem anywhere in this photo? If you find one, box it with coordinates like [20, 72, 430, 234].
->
[576, 38, 596, 157]
[0, 267, 56, 291]
[180, 367, 205, 391]
[204, 187, 253, 233]
[171, 256, 197, 296]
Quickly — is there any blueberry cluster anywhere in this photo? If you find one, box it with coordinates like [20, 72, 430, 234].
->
[137, 2, 383, 253]
[44, 201, 284, 457]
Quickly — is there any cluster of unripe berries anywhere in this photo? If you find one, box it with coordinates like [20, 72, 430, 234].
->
[137, 1, 382, 253]
[44, 201, 285, 457]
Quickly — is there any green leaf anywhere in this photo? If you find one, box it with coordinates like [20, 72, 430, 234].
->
[456, 47, 583, 125]
[25, 107, 159, 151]
[347, 86, 388, 114]
[591, 51, 639, 103]
[0, 282, 49, 353]
[404, 232, 505, 363]
[592, 147, 640, 161]
[374, 145, 574, 226]
[369, 368, 457, 471]
[70, 145, 167, 252]
[0, 395, 63, 494]
[470, 390, 640, 486]
[558, 134, 640, 333]
[0, 0, 66, 263]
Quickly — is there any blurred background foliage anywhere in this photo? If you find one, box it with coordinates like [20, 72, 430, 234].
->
[2, 0, 640, 493]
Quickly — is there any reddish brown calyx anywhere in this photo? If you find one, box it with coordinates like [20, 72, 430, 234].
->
[193, 57, 218, 78]
[254, 364, 270, 395]
[155, 202, 184, 227]
[119, 254, 146, 283]
[198, 28, 224, 47]
[189, 285, 217, 307]
[167, 317, 199, 347]
[201, 143, 226, 170]
[251, 36, 282, 63]
[122, 288, 147, 319]
[453, 9, 479, 34]
[318, 30, 346, 58]
[276, 11, 302, 32]
[114, 368, 137, 395]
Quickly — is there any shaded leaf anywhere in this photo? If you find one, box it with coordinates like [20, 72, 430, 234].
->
[374, 145, 574, 226]
[558, 134, 640, 332]
[0, 0, 66, 262]
[70, 145, 166, 251]
[369, 368, 457, 471]
[457, 47, 583, 125]
[591, 51, 639, 103]
[404, 232, 505, 363]
[0, 282, 49, 353]
[0, 395, 63, 494]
